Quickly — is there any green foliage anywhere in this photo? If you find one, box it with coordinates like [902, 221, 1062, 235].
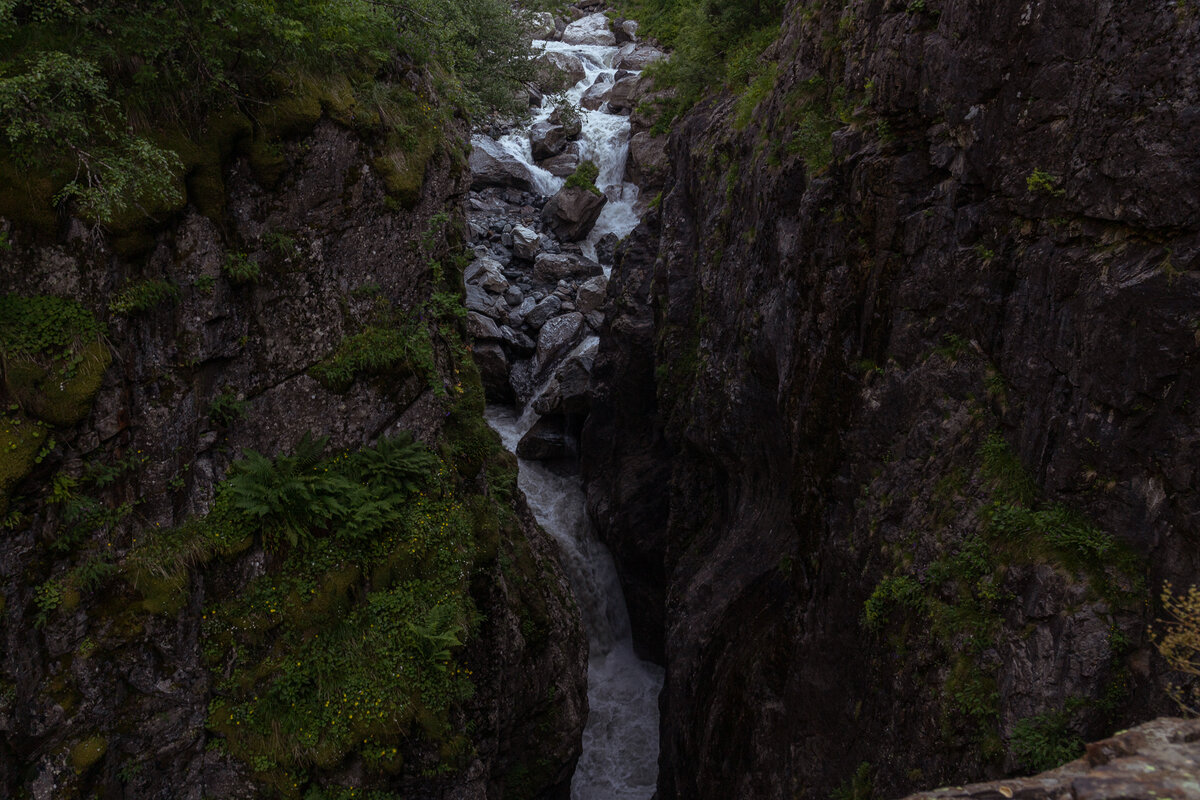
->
[1010, 707, 1083, 772]
[619, 0, 786, 124]
[564, 159, 602, 195]
[310, 308, 437, 394]
[107, 279, 178, 316]
[223, 252, 260, 284]
[978, 433, 1037, 505]
[1153, 582, 1200, 715]
[33, 577, 64, 627]
[207, 389, 247, 427]
[1026, 168, 1065, 197]
[733, 62, 777, 129]
[193, 274, 216, 294]
[862, 575, 926, 631]
[830, 761, 874, 800]
[0, 294, 104, 361]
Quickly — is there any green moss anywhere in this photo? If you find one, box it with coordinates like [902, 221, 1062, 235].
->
[70, 735, 107, 773]
[0, 412, 48, 515]
[310, 312, 437, 394]
[108, 279, 179, 316]
[6, 341, 112, 426]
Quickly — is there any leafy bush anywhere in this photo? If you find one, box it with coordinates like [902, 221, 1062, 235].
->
[862, 575, 926, 631]
[565, 159, 602, 195]
[207, 389, 247, 427]
[0, 294, 105, 361]
[1026, 168, 1065, 196]
[310, 311, 437, 393]
[1010, 708, 1083, 772]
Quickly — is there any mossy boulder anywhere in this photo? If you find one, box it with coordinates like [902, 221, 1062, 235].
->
[4, 341, 112, 427]
[70, 735, 107, 773]
[0, 412, 48, 515]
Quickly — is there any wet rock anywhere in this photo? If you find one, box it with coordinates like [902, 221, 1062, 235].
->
[507, 296, 537, 327]
[541, 186, 607, 242]
[595, 233, 619, 266]
[465, 284, 501, 316]
[534, 252, 604, 283]
[540, 149, 581, 178]
[473, 342, 512, 403]
[533, 338, 597, 415]
[504, 286, 525, 306]
[511, 225, 540, 261]
[626, 131, 669, 189]
[469, 136, 534, 191]
[616, 19, 639, 44]
[528, 11, 556, 40]
[535, 50, 586, 92]
[464, 256, 510, 293]
[500, 325, 536, 355]
[575, 275, 608, 314]
[524, 295, 562, 330]
[580, 74, 614, 111]
[548, 104, 584, 139]
[614, 43, 665, 71]
[607, 73, 640, 114]
[561, 12, 615, 46]
[516, 414, 577, 460]
[530, 121, 569, 161]
[466, 311, 502, 340]
[535, 312, 585, 367]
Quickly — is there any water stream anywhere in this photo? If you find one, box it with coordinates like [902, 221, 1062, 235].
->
[485, 39, 644, 266]
[487, 405, 663, 800]
[477, 27, 664, 799]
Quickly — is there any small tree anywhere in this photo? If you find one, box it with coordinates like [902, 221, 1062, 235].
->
[1152, 581, 1200, 716]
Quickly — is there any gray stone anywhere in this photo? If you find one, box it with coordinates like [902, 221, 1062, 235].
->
[626, 131, 669, 189]
[542, 186, 608, 242]
[595, 232, 619, 266]
[529, 11, 556, 40]
[469, 136, 534, 191]
[535, 50, 586, 92]
[576, 275, 608, 314]
[505, 286, 524, 306]
[472, 341, 512, 403]
[535, 311, 585, 367]
[465, 284, 499, 316]
[524, 295, 562, 330]
[511, 225, 540, 261]
[500, 325, 536, 354]
[534, 252, 604, 283]
[466, 311, 502, 340]
[540, 149, 581, 178]
[607, 73, 640, 114]
[614, 43, 666, 71]
[516, 414, 577, 460]
[562, 12, 615, 46]
[464, 256, 510, 293]
[530, 121, 569, 161]
[507, 296, 537, 327]
[581, 74, 614, 111]
[617, 19, 639, 43]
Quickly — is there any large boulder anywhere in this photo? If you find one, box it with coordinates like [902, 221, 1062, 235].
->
[541, 186, 607, 242]
[580, 74, 614, 111]
[472, 342, 512, 403]
[607, 72, 640, 115]
[511, 225, 540, 261]
[535, 312, 586, 370]
[614, 43, 666, 71]
[466, 311, 502, 341]
[594, 234, 619, 267]
[616, 19, 639, 43]
[528, 11, 556, 40]
[626, 131, 669, 189]
[535, 51, 586, 92]
[575, 275, 609, 314]
[561, 12, 616, 46]
[523, 295, 562, 331]
[516, 414, 577, 460]
[469, 136, 534, 191]
[540, 149, 581, 178]
[465, 256, 510, 293]
[534, 252, 604, 283]
[530, 121, 569, 161]
[533, 338, 597, 415]
[548, 104, 583, 139]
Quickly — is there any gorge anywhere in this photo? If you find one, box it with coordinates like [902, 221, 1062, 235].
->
[1, 0, 1199, 799]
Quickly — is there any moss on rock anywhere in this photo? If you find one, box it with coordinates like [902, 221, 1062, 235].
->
[0, 412, 48, 515]
[70, 735, 107, 773]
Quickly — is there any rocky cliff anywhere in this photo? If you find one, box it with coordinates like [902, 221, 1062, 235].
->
[0, 91, 586, 797]
[584, 0, 1200, 797]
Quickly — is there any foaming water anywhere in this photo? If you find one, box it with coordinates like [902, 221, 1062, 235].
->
[476, 38, 643, 270]
[485, 406, 663, 800]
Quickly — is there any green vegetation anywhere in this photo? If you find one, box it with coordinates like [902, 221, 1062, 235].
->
[1010, 705, 1084, 772]
[223, 252, 261, 284]
[310, 305, 438, 394]
[0, 0, 536, 227]
[830, 761, 874, 800]
[564, 159, 602, 195]
[1153, 582, 1200, 715]
[70, 735, 108, 773]
[208, 389, 247, 427]
[616, 0, 786, 125]
[107, 279, 179, 316]
[1026, 168, 1065, 197]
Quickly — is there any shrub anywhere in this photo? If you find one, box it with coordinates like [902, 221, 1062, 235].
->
[1010, 708, 1083, 772]
[863, 575, 926, 631]
[1026, 168, 1065, 196]
[565, 159, 602, 195]
[1153, 581, 1200, 715]
[207, 389, 247, 427]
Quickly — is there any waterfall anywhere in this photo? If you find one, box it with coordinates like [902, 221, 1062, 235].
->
[486, 407, 664, 800]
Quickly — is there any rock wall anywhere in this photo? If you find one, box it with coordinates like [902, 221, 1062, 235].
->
[584, 0, 1200, 797]
[0, 107, 586, 796]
